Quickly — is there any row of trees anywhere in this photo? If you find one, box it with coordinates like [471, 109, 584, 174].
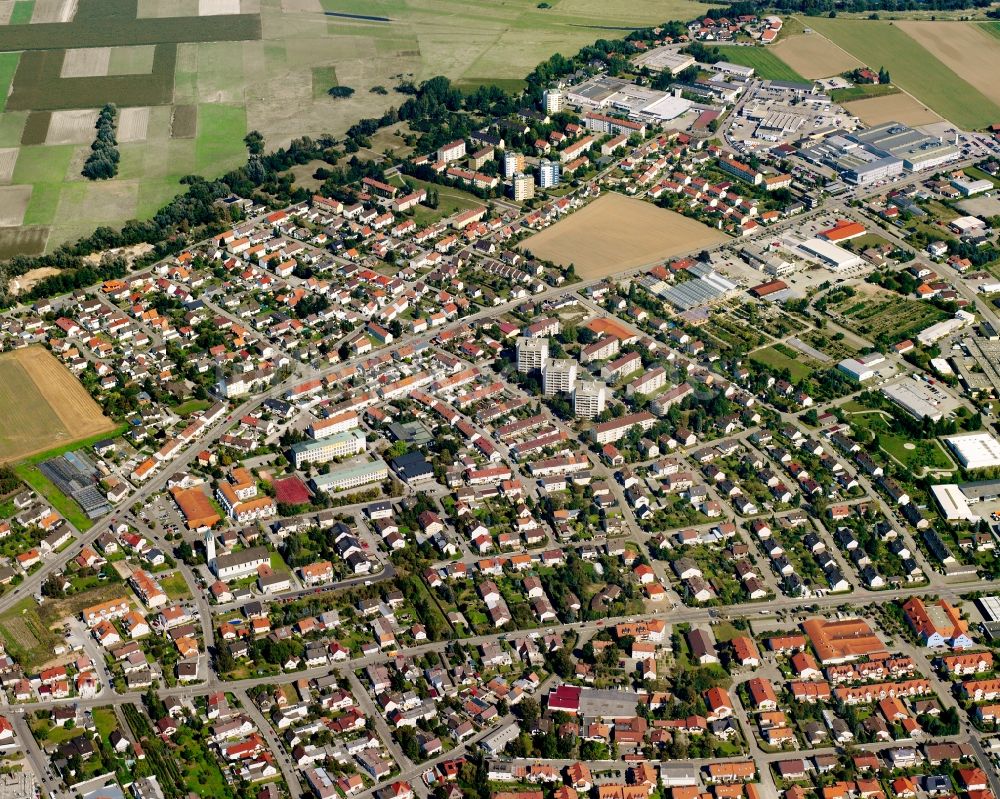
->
[82, 104, 120, 180]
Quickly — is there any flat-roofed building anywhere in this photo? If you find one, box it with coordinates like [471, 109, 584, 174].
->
[516, 336, 548, 372]
[573, 381, 607, 419]
[311, 461, 389, 493]
[945, 432, 1000, 470]
[290, 430, 366, 468]
[543, 359, 577, 396]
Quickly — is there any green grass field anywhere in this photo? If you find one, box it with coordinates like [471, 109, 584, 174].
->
[713, 46, 806, 82]
[750, 345, 814, 382]
[829, 83, 901, 103]
[0, 53, 18, 113]
[807, 17, 1000, 130]
[9, 1, 33, 24]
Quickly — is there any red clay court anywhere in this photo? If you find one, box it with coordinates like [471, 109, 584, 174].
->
[274, 476, 311, 505]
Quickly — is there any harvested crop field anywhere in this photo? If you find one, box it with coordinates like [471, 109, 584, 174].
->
[842, 93, 943, 126]
[44, 108, 97, 144]
[117, 106, 149, 141]
[0, 146, 17, 181]
[0, 184, 30, 226]
[0, 346, 115, 463]
[60, 46, 110, 77]
[805, 16, 1000, 130]
[771, 31, 861, 79]
[895, 21, 1000, 108]
[520, 193, 727, 279]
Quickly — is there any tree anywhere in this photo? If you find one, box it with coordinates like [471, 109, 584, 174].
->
[516, 697, 540, 730]
[878, 66, 891, 84]
[244, 130, 265, 155]
[328, 86, 356, 99]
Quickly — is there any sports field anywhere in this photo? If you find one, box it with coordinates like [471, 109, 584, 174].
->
[0, 346, 115, 463]
[771, 31, 861, 79]
[804, 16, 1000, 130]
[0, 0, 708, 256]
[520, 192, 727, 278]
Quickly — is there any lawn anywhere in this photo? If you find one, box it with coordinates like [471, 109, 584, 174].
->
[159, 571, 192, 600]
[713, 46, 806, 82]
[806, 17, 1000, 130]
[880, 434, 953, 471]
[173, 398, 210, 418]
[750, 345, 814, 382]
[390, 174, 484, 226]
[829, 83, 901, 103]
[93, 707, 119, 740]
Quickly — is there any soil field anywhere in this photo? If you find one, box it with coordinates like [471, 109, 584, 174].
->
[520, 192, 727, 278]
[44, 108, 97, 144]
[895, 21, 1000, 109]
[842, 93, 943, 126]
[0, 146, 16, 180]
[170, 104, 196, 138]
[117, 105, 149, 141]
[805, 16, 1000, 130]
[19, 110, 49, 144]
[0, 346, 115, 463]
[0, 184, 29, 225]
[771, 31, 862, 78]
[8, 265, 58, 294]
[0, 226, 47, 257]
[59, 46, 110, 77]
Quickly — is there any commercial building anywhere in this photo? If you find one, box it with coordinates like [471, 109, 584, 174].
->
[573, 381, 607, 418]
[290, 430, 367, 468]
[881, 377, 962, 422]
[800, 122, 959, 184]
[538, 159, 560, 188]
[802, 617, 886, 664]
[837, 352, 893, 383]
[311, 461, 389, 493]
[634, 46, 696, 75]
[543, 359, 578, 395]
[516, 336, 549, 372]
[511, 172, 535, 202]
[796, 237, 863, 271]
[945, 432, 1000, 470]
[713, 61, 755, 79]
[171, 486, 221, 530]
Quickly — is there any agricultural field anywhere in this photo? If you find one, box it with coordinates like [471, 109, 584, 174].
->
[895, 21, 1000, 111]
[842, 92, 943, 127]
[804, 16, 1000, 130]
[0, 0, 708, 256]
[520, 192, 727, 278]
[0, 346, 115, 463]
[771, 30, 861, 79]
[712, 45, 806, 82]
